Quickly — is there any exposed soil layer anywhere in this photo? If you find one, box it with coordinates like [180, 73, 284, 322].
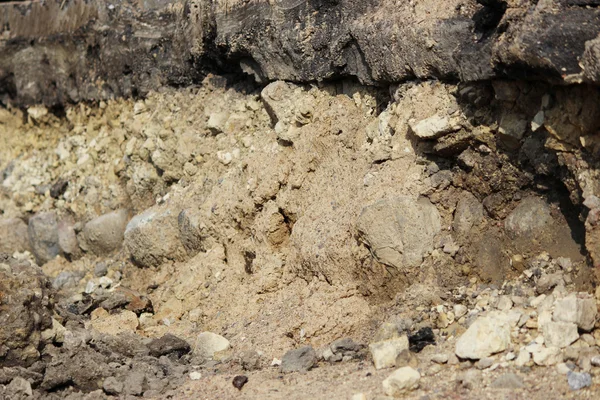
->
[1, 75, 600, 398]
[2, 1, 600, 399]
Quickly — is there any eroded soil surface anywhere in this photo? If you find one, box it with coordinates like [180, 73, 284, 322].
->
[1, 75, 600, 399]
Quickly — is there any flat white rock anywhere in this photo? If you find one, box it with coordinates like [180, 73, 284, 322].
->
[455, 312, 511, 359]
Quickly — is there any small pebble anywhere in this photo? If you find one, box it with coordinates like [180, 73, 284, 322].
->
[232, 375, 248, 390]
[431, 354, 448, 364]
[189, 371, 202, 380]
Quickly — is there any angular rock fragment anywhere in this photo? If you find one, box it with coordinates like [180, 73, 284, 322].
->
[453, 191, 484, 237]
[369, 336, 410, 370]
[281, 346, 317, 373]
[382, 366, 420, 396]
[409, 114, 457, 139]
[553, 294, 597, 331]
[28, 212, 60, 265]
[148, 334, 191, 358]
[195, 332, 231, 359]
[568, 371, 592, 390]
[455, 313, 511, 360]
[542, 321, 579, 348]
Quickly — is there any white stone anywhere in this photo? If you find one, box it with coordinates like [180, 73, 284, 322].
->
[455, 313, 511, 359]
[530, 294, 546, 307]
[553, 294, 597, 331]
[189, 371, 202, 380]
[207, 112, 229, 133]
[409, 115, 454, 139]
[99, 276, 113, 288]
[382, 367, 421, 396]
[538, 310, 553, 328]
[556, 363, 571, 375]
[526, 343, 543, 354]
[351, 394, 367, 400]
[515, 349, 530, 367]
[217, 151, 232, 165]
[369, 336, 409, 369]
[496, 296, 513, 311]
[195, 332, 231, 359]
[533, 346, 562, 366]
[85, 280, 98, 294]
[543, 321, 579, 348]
[431, 354, 449, 364]
[27, 105, 48, 120]
[454, 304, 468, 319]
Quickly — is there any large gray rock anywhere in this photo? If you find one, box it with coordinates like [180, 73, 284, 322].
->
[0, 218, 30, 254]
[124, 207, 185, 268]
[505, 197, 553, 240]
[28, 212, 60, 265]
[453, 191, 484, 237]
[357, 197, 441, 269]
[81, 209, 129, 256]
[281, 346, 317, 373]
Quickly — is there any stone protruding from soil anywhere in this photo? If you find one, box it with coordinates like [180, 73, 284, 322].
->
[452, 191, 484, 238]
[408, 114, 458, 139]
[357, 197, 441, 270]
[553, 293, 598, 331]
[81, 209, 129, 256]
[124, 207, 186, 268]
[369, 336, 410, 370]
[148, 334, 191, 358]
[281, 346, 317, 373]
[195, 332, 231, 359]
[28, 212, 60, 265]
[505, 197, 553, 240]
